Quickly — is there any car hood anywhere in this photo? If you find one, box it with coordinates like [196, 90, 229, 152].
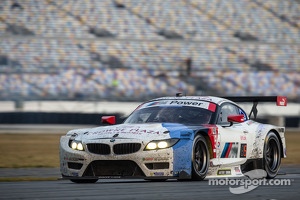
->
[75, 123, 195, 141]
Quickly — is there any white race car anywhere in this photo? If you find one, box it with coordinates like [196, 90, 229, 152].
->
[59, 94, 287, 183]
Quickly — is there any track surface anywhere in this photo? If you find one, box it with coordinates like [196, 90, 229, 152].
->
[0, 166, 299, 200]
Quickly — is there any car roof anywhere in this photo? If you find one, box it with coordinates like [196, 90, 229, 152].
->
[149, 96, 236, 106]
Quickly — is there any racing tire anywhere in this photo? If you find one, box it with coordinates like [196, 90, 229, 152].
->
[263, 131, 281, 179]
[70, 179, 98, 183]
[191, 135, 210, 181]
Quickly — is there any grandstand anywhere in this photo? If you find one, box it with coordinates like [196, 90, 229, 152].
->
[0, 0, 299, 103]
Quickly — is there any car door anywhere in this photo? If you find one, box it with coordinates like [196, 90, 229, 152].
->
[216, 103, 249, 166]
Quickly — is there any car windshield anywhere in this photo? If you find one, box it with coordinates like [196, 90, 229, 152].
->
[124, 106, 213, 125]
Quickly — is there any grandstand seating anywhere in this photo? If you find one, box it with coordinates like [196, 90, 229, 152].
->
[0, 0, 299, 101]
[189, 0, 299, 42]
[197, 71, 299, 99]
[254, 0, 300, 28]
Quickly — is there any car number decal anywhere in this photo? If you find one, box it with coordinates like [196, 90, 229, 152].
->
[240, 143, 247, 158]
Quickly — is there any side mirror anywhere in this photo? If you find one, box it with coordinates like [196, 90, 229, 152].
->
[227, 115, 245, 123]
[101, 116, 116, 125]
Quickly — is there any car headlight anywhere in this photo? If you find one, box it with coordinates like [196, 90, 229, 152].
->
[144, 139, 179, 150]
[69, 140, 84, 151]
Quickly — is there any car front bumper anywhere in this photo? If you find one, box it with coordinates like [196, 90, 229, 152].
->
[59, 136, 192, 179]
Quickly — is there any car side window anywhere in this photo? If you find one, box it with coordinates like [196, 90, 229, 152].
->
[217, 104, 239, 124]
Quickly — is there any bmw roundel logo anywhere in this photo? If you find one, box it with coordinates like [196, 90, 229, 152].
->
[110, 133, 119, 142]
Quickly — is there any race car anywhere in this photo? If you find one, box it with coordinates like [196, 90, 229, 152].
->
[59, 94, 287, 183]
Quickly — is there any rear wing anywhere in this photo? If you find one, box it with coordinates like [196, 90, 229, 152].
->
[222, 96, 287, 119]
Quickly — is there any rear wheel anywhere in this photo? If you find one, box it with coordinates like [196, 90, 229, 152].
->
[70, 179, 98, 183]
[191, 135, 210, 180]
[263, 131, 281, 179]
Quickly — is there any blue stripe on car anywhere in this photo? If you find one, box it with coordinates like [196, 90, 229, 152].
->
[162, 123, 194, 177]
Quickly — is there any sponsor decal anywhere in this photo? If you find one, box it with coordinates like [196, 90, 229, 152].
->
[240, 144, 247, 158]
[98, 176, 121, 179]
[155, 157, 169, 161]
[217, 169, 231, 176]
[143, 157, 169, 161]
[278, 128, 285, 133]
[146, 101, 168, 107]
[91, 127, 161, 135]
[143, 157, 154, 161]
[197, 97, 213, 101]
[140, 100, 214, 110]
[240, 135, 247, 140]
[221, 142, 238, 158]
[206, 125, 219, 158]
[154, 172, 164, 176]
[246, 120, 255, 125]
[277, 96, 287, 106]
[208, 103, 216, 112]
[234, 167, 242, 175]
[150, 172, 165, 176]
[170, 100, 203, 106]
[64, 156, 81, 161]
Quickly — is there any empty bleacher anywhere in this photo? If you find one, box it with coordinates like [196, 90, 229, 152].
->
[0, 0, 299, 102]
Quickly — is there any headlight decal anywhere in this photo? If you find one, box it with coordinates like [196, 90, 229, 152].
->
[69, 140, 85, 151]
[144, 139, 179, 150]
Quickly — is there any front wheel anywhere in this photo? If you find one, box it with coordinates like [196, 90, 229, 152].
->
[191, 135, 210, 180]
[263, 131, 281, 179]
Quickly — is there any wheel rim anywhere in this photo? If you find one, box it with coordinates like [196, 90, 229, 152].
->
[193, 140, 207, 174]
[265, 138, 279, 171]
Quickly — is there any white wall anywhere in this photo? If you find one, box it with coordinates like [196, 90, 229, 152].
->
[0, 101, 299, 117]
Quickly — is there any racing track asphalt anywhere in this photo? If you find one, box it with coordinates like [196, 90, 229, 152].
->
[0, 165, 299, 200]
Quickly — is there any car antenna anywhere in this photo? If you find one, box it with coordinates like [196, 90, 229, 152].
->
[176, 93, 183, 97]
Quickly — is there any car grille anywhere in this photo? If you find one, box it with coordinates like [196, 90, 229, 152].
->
[113, 143, 141, 154]
[87, 143, 141, 155]
[83, 160, 145, 177]
[87, 143, 111, 155]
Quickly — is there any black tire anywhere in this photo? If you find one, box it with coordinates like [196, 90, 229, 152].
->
[70, 179, 98, 183]
[191, 135, 210, 180]
[263, 131, 281, 179]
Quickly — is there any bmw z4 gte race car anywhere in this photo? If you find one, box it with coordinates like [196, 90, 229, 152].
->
[59, 94, 287, 183]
